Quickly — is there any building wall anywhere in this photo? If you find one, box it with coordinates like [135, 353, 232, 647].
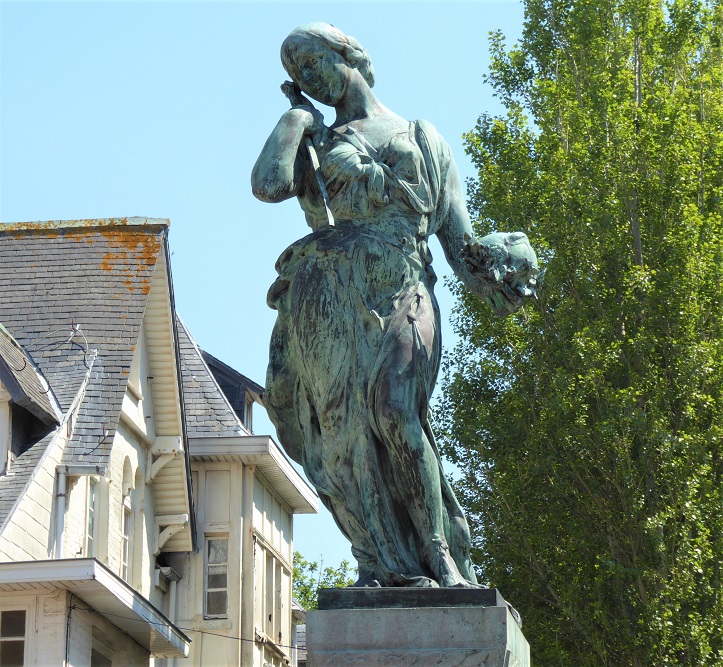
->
[251, 470, 294, 667]
[60, 403, 162, 611]
[0, 589, 150, 666]
[0, 589, 64, 666]
[59, 324, 172, 611]
[169, 460, 296, 667]
[108, 424, 160, 603]
[170, 461, 243, 667]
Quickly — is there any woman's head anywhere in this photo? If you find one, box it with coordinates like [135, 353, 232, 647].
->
[281, 23, 375, 101]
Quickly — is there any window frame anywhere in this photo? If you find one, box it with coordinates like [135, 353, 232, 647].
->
[0, 388, 11, 474]
[120, 496, 132, 582]
[203, 534, 229, 619]
[86, 477, 98, 557]
[0, 608, 27, 667]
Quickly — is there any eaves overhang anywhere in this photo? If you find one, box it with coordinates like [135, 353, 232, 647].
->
[188, 435, 318, 514]
[0, 558, 190, 659]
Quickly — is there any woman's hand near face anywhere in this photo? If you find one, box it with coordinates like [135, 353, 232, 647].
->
[284, 106, 325, 140]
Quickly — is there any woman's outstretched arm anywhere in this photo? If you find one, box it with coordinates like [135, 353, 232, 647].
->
[435, 151, 538, 317]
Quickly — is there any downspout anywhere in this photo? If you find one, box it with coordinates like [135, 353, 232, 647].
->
[169, 578, 177, 667]
[169, 578, 178, 624]
[160, 567, 181, 667]
[56, 467, 66, 558]
[241, 463, 256, 667]
[159, 566, 180, 624]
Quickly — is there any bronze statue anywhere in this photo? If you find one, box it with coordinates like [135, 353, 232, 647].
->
[252, 22, 538, 588]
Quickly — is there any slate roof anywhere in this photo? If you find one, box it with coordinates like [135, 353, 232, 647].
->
[176, 316, 250, 439]
[0, 218, 167, 468]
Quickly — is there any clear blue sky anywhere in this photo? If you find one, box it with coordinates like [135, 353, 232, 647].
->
[1, 0, 524, 568]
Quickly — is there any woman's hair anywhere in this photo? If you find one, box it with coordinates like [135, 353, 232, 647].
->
[281, 22, 375, 88]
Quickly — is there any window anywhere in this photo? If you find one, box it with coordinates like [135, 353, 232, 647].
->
[204, 536, 228, 618]
[0, 389, 10, 474]
[0, 610, 25, 667]
[244, 397, 253, 433]
[120, 459, 133, 582]
[120, 503, 132, 581]
[86, 478, 97, 557]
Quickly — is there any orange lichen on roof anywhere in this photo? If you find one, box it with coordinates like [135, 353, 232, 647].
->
[103, 230, 160, 258]
[7, 228, 62, 240]
[100, 251, 129, 273]
[92, 229, 161, 277]
[2, 219, 165, 298]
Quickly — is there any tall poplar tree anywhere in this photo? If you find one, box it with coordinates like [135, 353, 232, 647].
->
[440, 0, 723, 664]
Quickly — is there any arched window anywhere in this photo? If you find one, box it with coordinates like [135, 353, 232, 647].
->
[120, 459, 134, 582]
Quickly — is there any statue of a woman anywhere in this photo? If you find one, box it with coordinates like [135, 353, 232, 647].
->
[252, 23, 538, 588]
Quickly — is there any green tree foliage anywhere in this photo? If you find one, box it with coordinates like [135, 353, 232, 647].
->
[440, 0, 723, 664]
[292, 552, 357, 611]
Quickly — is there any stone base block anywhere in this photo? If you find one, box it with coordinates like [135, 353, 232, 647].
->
[307, 601, 530, 666]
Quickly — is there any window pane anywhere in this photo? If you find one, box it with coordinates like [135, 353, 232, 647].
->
[206, 591, 227, 616]
[0, 611, 25, 638]
[208, 539, 227, 564]
[207, 571, 227, 589]
[0, 640, 25, 666]
[87, 480, 96, 557]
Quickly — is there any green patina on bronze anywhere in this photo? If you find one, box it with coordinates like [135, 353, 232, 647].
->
[251, 22, 538, 588]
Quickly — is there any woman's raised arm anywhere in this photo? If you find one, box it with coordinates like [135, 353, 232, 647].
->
[251, 107, 319, 203]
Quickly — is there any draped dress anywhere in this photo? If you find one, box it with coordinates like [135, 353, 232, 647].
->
[264, 119, 477, 586]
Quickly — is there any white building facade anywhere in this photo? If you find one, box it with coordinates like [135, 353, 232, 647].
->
[0, 219, 316, 666]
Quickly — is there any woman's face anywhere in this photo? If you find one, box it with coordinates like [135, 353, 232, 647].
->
[283, 36, 349, 106]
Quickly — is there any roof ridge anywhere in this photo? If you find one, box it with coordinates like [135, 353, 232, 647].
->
[0, 217, 170, 234]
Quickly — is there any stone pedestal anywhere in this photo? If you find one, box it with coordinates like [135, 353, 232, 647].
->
[307, 588, 530, 667]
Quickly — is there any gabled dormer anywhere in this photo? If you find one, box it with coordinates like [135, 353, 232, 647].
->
[0, 323, 60, 473]
[201, 350, 263, 433]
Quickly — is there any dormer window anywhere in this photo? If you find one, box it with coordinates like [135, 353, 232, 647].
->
[0, 325, 60, 470]
[243, 396, 254, 433]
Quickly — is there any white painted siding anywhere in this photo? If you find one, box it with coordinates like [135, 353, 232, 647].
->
[0, 422, 68, 562]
